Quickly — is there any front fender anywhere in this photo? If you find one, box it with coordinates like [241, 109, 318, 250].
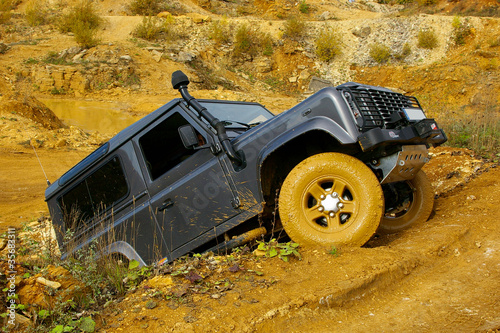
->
[257, 116, 357, 165]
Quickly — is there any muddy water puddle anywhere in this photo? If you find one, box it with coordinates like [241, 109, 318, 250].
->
[41, 99, 142, 135]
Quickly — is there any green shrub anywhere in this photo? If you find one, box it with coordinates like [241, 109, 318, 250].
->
[283, 16, 306, 40]
[262, 33, 274, 56]
[25, 0, 48, 26]
[73, 20, 100, 48]
[58, 1, 103, 33]
[0, 0, 12, 24]
[57, 1, 103, 48]
[315, 27, 342, 62]
[128, 0, 163, 15]
[132, 15, 172, 41]
[209, 18, 232, 45]
[417, 28, 438, 49]
[452, 16, 474, 46]
[369, 43, 392, 63]
[299, 0, 309, 14]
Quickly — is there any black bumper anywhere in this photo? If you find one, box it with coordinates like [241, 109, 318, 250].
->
[358, 119, 447, 151]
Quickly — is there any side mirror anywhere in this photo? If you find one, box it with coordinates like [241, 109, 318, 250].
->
[178, 125, 198, 149]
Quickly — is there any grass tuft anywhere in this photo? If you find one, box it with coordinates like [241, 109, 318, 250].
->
[315, 27, 342, 62]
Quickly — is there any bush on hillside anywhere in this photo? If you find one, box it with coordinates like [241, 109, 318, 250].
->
[132, 15, 173, 41]
[233, 24, 274, 58]
[58, 1, 103, 48]
[283, 16, 306, 40]
[452, 16, 474, 46]
[25, 0, 49, 26]
[128, 0, 164, 15]
[417, 28, 438, 49]
[209, 18, 232, 45]
[369, 43, 392, 63]
[0, 0, 12, 24]
[315, 27, 342, 62]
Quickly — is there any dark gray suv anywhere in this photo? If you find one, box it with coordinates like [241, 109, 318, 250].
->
[45, 71, 446, 266]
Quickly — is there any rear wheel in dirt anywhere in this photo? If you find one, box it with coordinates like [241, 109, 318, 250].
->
[278, 153, 384, 247]
[378, 170, 434, 234]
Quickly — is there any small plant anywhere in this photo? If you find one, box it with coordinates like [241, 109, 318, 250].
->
[299, 0, 309, 14]
[132, 15, 170, 41]
[58, 0, 104, 48]
[233, 24, 272, 58]
[327, 245, 340, 256]
[128, 0, 164, 15]
[394, 42, 411, 60]
[25, 0, 48, 26]
[0, 0, 12, 24]
[369, 43, 392, 63]
[418, 0, 437, 5]
[283, 16, 306, 40]
[452, 16, 474, 46]
[417, 28, 438, 49]
[209, 18, 232, 45]
[315, 27, 342, 62]
[256, 239, 301, 262]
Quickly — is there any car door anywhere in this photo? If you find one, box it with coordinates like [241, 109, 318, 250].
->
[133, 106, 240, 252]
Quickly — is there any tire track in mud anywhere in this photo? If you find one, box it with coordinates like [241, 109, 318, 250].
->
[253, 166, 500, 332]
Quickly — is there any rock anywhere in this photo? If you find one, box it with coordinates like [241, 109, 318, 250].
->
[308, 76, 332, 92]
[186, 13, 211, 24]
[0, 42, 9, 54]
[151, 50, 163, 62]
[0, 238, 7, 251]
[255, 57, 273, 73]
[36, 277, 62, 289]
[146, 275, 174, 290]
[157, 11, 171, 18]
[288, 77, 297, 83]
[177, 51, 194, 62]
[318, 11, 332, 21]
[56, 138, 67, 147]
[299, 69, 310, 81]
[352, 26, 372, 38]
[67, 46, 82, 54]
[146, 47, 163, 52]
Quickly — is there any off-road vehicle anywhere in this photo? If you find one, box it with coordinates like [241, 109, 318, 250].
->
[46, 71, 447, 265]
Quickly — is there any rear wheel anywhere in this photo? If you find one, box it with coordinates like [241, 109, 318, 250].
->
[278, 153, 384, 247]
[378, 170, 434, 233]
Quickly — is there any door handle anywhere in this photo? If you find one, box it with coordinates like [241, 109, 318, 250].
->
[159, 199, 174, 211]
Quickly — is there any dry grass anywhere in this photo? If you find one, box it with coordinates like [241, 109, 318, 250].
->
[369, 43, 392, 63]
[417, 28, 438, 49]
[315, 27, 342, 62]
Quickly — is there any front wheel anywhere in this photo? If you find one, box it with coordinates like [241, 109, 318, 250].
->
[278, 153, 384, 247]
[378, 170, 434, 234]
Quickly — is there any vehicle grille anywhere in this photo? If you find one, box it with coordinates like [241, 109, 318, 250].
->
[345, 87, 422, 130]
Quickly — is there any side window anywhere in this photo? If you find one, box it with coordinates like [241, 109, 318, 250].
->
[58, 157, 128, 230]
[139, 112, 204, 180]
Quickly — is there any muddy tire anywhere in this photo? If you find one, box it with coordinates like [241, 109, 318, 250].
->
[278, 153, 384, 247]
[378, 170, 434, 234]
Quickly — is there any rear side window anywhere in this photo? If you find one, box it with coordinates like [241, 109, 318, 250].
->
[58, 157, 128, 230]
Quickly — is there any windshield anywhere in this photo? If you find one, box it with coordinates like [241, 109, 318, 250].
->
[199, 101, 274, 129]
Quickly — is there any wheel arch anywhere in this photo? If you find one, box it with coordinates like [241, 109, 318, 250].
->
[257, 120, 360, 215]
